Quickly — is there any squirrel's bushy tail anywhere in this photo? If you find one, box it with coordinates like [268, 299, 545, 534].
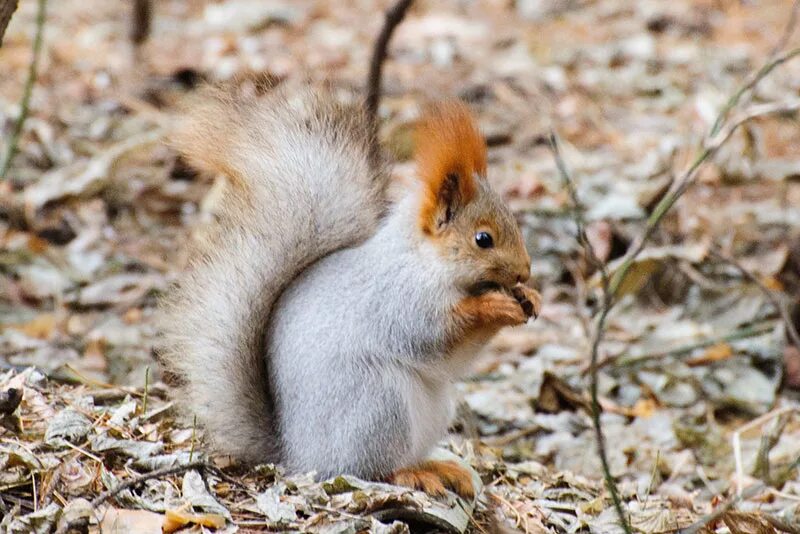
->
[160, 85, 388, 463]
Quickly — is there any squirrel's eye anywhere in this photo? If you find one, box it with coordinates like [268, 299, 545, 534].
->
[475, 231, 494, 249]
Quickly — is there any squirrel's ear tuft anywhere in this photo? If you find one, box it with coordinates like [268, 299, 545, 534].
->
[415, 101, 487, 235]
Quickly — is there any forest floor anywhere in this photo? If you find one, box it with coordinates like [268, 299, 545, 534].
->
[2, 0, 800, 532]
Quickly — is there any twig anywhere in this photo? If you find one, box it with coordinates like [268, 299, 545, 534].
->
[731, 406, 798, 496]
[130, 0, 151, 45]
[642, 449, 660, 510]
[189, 414, 197, 462]
[549, 21, 800, 534]
[548, 133, 610, 286]
[90, 461, 207, 508]
[608, 57, 800, 296]
[365, 0, 414, 124]
[710, 246, 800, 349]
[703, 97, 800, 172]
[54, 460, 208, 534]
[763, 513, 800, 534]
[605, 99, 800, 303]
[482, 425, 540, 447]
[586, 301, 630, 531]
[0, 0, 47, 180]
[142, 366, 150, 415]
[769, 0, 800, 58]
[709, 46, 800, 138]
[752, 412, 791, 484]
[676, 483, 766, 534]
[548, 133, 628, 533]
[489, 492, 531, 534]
[0, 0, 19, 46]
[611, 321, 777, 368]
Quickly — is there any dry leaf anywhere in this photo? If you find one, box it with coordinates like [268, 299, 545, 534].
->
[722, 511, 776, 534]
[760, 276, 784, 291]
[9, 313, 57, 339]
[162, 509, 226, 532]
[626, 398, 659, 418]
[783, 346, 800, 389]
[686, 343, 733, 367]
[536, 371, 592, 414]
[100, 508, 163, 534]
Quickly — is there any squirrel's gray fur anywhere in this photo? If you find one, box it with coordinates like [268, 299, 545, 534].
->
[160, 85, 389, 465]
[160, 85, 530, 480]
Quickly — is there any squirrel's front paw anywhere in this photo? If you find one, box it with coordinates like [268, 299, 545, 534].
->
[511, 284, 541, 319]
[455, 291, 528, 330]
[388, 460, 475, 500]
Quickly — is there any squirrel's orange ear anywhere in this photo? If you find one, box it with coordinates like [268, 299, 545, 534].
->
[415, 101, 487, 235]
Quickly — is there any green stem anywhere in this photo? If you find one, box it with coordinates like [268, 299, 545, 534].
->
[709, 47, 800, 138]
[614, 321, 776, 368]
[608, 147, 712, 297]
[0, 0, 47, 180]
[142, 366, 150, 414]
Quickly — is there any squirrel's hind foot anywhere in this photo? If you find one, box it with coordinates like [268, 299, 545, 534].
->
[388, 460, 475, 500]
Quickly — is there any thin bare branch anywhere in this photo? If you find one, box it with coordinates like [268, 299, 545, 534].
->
[610, 321, 776, 369]
[54, 460, 208, 534]
[609, 97, 800, 303]
[752, 412, 791, 485]
[547, 132, 610, 288]
[0, 0, 19, 46]
[130, 0, 152, 45]
[365, 0, 414, 124]
[769, 0, 800, 58]
[548, 133, 629, 533]
[711, 247, 800, 350]
[0, 0, 47, 181]
[550, 12, 800, 534]
[709, 46, 800, 138]
[676, 483, 766, 534]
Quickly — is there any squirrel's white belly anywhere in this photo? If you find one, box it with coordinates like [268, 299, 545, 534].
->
[397, 369, 455, 465]
[398, 343, 483, 465]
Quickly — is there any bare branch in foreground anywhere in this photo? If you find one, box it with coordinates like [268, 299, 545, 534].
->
[548, 133, 610, 287]
[549, 37, 800, 534]
[709, 46, 800, 138]
[54, 460, 209, 534]
[607, 89, 800, 301]
[548, 134, 629, 533]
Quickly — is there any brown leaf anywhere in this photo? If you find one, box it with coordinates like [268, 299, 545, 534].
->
[0, 388, 23, 415]
[9, 313, 57, 340]
[783, 346, 800, 389]
[585, 221, 612, 263]
[162, 508, 226, 532]
[100, 508, 163, 534]
[686, 343, 733, 367]
[536, 372, 592, 414]
[722, 511, 777, 534]
[623, 398, 659, 418]
[81, 338, 108, 373]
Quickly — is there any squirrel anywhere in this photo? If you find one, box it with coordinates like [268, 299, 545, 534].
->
[159, 83, 540, 499]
